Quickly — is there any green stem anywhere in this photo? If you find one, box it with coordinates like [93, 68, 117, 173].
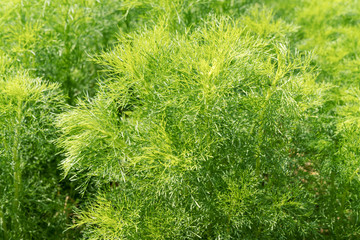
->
[255, 87, 274, 176]
[254, 49, 283, 176]
[64, 2, 74, 104]
[0, 208, 7, 240]
[12, 98, 23, 236]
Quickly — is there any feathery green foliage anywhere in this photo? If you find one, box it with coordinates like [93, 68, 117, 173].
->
[1, 0, 360, 239]
[0, 54, 78, 239]
[262, 1, 360, 237]
[57, 11, 325, 238]
[266, 0, 360, 86]
[0, 0, 131, 103]
[0, 0, 258, 104]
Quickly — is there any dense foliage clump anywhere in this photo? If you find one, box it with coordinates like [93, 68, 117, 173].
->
[57, 13, 325, 238]
[264, 1, 360, 237]
[1, 0, 360, 239]
[0, 54, 78, 239]
[0, 0, 136, 103]
[0, 0, 256, 104]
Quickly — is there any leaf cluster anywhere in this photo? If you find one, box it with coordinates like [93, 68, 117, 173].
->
[0, 55, 79, 239]
[57, 11, 324, 239]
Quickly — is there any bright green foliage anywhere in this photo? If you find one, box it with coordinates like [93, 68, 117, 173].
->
[57, 12, 324, 238]
[0, 54, 78, 239]
[1, 0, 359, 239]
[0, 0, 258, 104]
[267, 0, 360, 86]
[294, 0, 360, 86]
[261, 1, 360, 237]
[332, 89, 360, 238]
[116, 0, 257, 31]
[0, 0, 130, 103]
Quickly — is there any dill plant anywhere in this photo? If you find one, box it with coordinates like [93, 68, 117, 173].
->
[0, 0, 258, 104]
[0, 0, 135, 103]
[115, 0, 259, 32]
[0, 54, 78, 239]
[0, 0, 358, 238]
[266, 0, 360, 86]
[260, 1, 360, 237]
[57, 11, 323, 238]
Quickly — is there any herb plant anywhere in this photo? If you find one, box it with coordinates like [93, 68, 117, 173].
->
[263, 1, 360, 237]
[0, 0, 132, 103]
[1, 0, 360, 239]
[57, 11, 324, 238]
[0, 54, 77, 239]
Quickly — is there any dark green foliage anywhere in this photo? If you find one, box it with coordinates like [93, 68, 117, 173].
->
[0, 55, 79, 239]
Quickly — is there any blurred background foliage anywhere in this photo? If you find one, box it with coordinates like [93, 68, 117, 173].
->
[264, 0, 360, 237]
[0, 0, 258, 104]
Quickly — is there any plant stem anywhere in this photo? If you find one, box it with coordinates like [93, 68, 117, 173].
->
[255, 84, 275, 176]
[254, 49, 283, 176]
[12, 98, 23, 237]
[0, 208, 8, 240]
